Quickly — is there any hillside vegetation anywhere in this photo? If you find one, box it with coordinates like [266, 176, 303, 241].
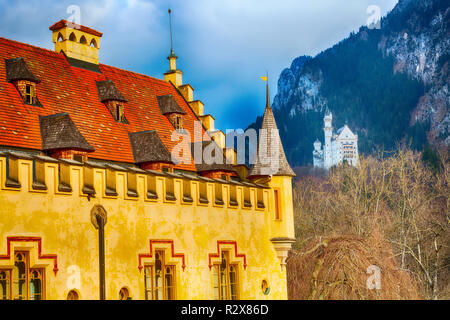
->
[287, 147, 449, 299]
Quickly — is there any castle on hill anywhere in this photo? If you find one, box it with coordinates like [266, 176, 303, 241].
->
[313, 110, 359, 169]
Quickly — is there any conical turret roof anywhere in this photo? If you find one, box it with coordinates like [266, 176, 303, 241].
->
[248, 83, 295, 178]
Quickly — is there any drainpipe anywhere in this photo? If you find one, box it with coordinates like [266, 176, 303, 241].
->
[96, 214, 106, 300]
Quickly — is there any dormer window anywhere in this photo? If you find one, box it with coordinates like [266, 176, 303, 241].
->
[25, 83, 36, 104]
[157, 95, 187, 131]
[116, 103, 125, 123]
[5, 58, 41, 106]
[96, 80, 128, 124]
[175, 115, 183, 130]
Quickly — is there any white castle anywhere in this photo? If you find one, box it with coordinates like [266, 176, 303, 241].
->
[313, 110, 359, 169]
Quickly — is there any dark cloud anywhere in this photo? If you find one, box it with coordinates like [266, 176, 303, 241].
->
[0, 0, 398, 130]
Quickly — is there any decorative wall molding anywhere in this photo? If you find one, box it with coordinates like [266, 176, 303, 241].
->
[138, 239, 186, 272]
[208, 240, 247, 270]
[0, 236, 59, 275]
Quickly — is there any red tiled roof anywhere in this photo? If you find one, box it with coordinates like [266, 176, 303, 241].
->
[0, 36, 207, 171]
[49, 20, 103, 37]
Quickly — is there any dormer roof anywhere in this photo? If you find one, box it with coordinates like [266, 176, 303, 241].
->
[39, 113, 94, 151]
[96, 80, 127, 102]
[129, 130, 173, 164]
[157, 94, 186, 115]
[190, 141, 236, 173]
[5, 57, 40, 83]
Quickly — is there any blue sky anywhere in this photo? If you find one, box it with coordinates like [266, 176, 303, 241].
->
[0, 0, 398, 130]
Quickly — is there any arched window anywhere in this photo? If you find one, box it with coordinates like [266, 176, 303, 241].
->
[80, 35, 87, 44]
[67, 290, 79, 300]
[212, 251, 238, 300]
[0, 270, 11, 300]
[90, 39, 97, 48]
[69, 32, 77, 42]
[119, 287, 129, 300]
[29, 269, 43, 300]
[144, 250, 175, 300]
[13, 252, 27, 300]
[57, 32, 64, 42]
[0, 251, 45, 300]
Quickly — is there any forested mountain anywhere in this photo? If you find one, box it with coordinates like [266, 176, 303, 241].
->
[248, 0, 449, 167]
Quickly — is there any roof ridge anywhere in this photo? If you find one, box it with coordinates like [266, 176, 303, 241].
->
[0, 37, 168, 85]
[100, 63, 170, 85]
[0, 37, 59, 56]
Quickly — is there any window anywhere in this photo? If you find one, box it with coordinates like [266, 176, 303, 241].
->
[0, 252, 44, 300]
[274, 189, 280, 220]
[116, 104, 125, 123]
[69, 32, 77, 42]
[73, 154, 84, 163]
[90, 39, 97, 48]
[212, 251, 238, 300]
[80, 35, 87, 44]
[67, 290, 79, 300]
[0, 270, 11, 300]
[24, 84, 36, 104]
[119, 287, 129, 300]
[144, 251, 175, 300]
[175, 116, 183, 130]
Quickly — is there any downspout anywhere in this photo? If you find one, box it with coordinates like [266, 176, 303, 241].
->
[96, 214, 106, 300]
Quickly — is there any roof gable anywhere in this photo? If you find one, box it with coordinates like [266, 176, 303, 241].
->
[336, 125, 356, 140]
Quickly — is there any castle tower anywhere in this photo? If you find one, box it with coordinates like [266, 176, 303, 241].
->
[248, 81, 296, 286]
[323, 108, 333, 169]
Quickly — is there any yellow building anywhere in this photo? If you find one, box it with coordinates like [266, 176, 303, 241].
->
[0, 19, 295, 300]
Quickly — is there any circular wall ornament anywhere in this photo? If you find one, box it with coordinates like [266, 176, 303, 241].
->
[90, 204, 107, 229]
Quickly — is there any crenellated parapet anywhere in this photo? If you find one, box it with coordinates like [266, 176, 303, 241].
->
[0, 151, 269, 212]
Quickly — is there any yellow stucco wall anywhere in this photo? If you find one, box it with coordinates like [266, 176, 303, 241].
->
[52, 27, 101, 64]
[0, 156, 294, 300]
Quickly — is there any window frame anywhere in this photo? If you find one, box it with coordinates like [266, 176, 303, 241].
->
[0, 251, 46, 300]
[175, 115, 183, 130]
[212, 251, 239, 300]
[144, 250, 176, 300]
[0, 269, 12, 300]
[24, 84, 36, 105]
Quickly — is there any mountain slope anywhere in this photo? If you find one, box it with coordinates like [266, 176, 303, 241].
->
[266, 0, 449, 167]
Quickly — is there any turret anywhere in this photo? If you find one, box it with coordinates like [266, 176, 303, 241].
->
[323, 108, 333, 169]
[313, 139, 322, 151]
[248, 81, 295, 272]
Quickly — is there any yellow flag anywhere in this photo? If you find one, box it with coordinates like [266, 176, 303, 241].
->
[260, 76, 268, 81]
